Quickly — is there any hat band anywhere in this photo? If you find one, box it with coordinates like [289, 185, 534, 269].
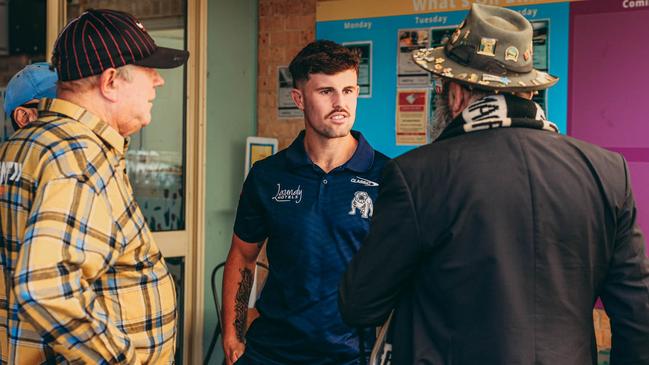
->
[445, 43, 533, 76]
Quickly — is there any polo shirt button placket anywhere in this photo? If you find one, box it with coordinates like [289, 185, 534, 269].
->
[318, 175, 329, 202]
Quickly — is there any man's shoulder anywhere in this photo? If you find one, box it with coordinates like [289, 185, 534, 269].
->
[249, 149, 290, 175]
[6, 118, 116, 192]
[14, 115, 103, 147]
[390, 141, 442, 169]
[391, 131, 628, 184]
[559, 133, 621, 160]
[372, 149, 391, 165]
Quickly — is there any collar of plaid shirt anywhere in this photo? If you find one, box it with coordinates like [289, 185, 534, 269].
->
[37, 97, 129, 157]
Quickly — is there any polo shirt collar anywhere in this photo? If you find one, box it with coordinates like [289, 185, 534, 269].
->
[345, 130, 375, 173]
[285, 130, 375, 173]
[39, 98, 127, 156]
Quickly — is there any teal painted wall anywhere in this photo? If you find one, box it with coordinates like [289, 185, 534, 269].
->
[204, 0, 258, 363]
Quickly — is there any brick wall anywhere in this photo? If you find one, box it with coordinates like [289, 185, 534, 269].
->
[257, 0, 316, 149]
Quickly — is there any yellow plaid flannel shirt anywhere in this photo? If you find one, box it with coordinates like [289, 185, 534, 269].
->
[0, 99, 176, 364]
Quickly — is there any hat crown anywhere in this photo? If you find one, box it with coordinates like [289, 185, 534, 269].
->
[53, 9, 157, 81]
[445, 4, 534, 75]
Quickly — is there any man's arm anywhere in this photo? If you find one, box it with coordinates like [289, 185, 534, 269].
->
[13, 178, 140, 364]
[600, 158, 649, 363]
[339, 159, 423, 327]
[222, 233, 262, 365]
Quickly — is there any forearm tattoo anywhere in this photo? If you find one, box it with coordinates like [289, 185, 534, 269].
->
[234, 268, 253, 341]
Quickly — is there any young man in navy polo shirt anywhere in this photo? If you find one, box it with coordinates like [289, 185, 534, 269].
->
[222, 40, 389, 365]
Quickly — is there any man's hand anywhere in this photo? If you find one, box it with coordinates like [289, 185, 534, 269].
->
[223, 337, 245, 365]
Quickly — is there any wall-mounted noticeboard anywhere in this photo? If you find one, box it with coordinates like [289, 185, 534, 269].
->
[316, 0, 572, 157]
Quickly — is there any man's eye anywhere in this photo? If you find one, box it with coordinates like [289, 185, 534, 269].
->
[319, 90, 331, 95]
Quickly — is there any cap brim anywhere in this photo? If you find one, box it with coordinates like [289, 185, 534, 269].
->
[413, 46, 558, 92]
[134, 46, 189, 69]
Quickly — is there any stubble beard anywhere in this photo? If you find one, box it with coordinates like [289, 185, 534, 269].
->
[430, 88, 453, 142]
[309, 122, 351, 139]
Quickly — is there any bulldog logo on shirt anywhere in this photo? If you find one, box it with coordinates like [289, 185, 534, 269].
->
[349, 191, 373, 219]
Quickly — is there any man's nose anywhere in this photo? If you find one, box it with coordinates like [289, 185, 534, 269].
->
[332, 91, 343, 108]
[153, 70, 165, 87]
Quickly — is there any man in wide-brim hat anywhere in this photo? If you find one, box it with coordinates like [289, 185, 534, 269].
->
[340, 4, 649, 365]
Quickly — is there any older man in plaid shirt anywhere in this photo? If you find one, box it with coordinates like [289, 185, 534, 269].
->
[0, 9, 188, 364]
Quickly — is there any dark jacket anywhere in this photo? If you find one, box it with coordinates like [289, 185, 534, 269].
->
[339, 125, 649, 364]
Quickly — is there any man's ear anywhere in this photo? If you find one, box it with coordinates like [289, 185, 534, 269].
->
[448, 82, 471, 119]
[12, 106, 38, 128]
[98, 68, 120, 102]
[290, 88, 304, 110]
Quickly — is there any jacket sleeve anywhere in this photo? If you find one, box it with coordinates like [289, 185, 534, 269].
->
[13, 178, 140, 365]
[339, 159, 422, 327]
[599, 157, 649, 364]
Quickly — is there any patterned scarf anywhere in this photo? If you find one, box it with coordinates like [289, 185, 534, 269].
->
[436, 93, 559, 142]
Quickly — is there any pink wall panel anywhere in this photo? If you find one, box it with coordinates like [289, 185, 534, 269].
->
[569, 2, 649, 244]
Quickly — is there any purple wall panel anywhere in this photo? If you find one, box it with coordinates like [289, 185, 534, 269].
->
[569, 1, 649, 244]
[569, 11, 649, 147]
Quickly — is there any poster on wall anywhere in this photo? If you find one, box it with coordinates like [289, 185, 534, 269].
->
[245, 136, 278, 178]
[396, 89, 429, 145]
[343, 41, 372, 97]
[397, 29, 431, 87]
[430, 25, 456, 48]
[277, 67, 302, 119]
[317, 0, 571, 157]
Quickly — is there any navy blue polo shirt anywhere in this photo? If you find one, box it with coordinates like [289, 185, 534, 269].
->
[234, 130, 389, 365]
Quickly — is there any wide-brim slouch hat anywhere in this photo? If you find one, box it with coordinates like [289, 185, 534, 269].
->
[412, 3, 557, 92]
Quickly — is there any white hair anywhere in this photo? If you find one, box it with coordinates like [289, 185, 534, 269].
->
[56, 64, 134, 94]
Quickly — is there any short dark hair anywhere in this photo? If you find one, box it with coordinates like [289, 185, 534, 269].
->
[288, 40, 360, 88]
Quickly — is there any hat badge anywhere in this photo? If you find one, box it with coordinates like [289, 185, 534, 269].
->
[505, 46, 519, 62]
[477, 38, 497, 57]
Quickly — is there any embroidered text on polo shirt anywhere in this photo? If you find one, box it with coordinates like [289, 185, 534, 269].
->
[351, 176, 379, 186]
[272, 183, 303, 203]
